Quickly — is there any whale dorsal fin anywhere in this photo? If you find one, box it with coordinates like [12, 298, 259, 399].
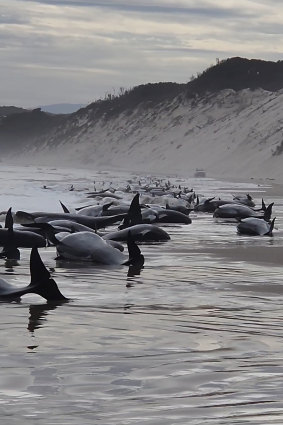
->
[0, 208, 20, 259]
[120, 193, 142, 229]
[264, 202, 274, 222]
[128, 193, 142, 223]
[60, 201, 70, 214]
[30, 247, 50, 284]
[125, 231, 144, 267]
[265, 217, 276, 236]
[5, 207, 13, 230]
[29, 247, 68, 301]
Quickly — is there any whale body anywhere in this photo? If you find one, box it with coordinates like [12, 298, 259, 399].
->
[103, 224, 170, 242]
[237, 217, 275, 236]
[53, 230, 144, 265]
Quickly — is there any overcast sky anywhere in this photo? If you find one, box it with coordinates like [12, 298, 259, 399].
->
[1, 0, 283, 107]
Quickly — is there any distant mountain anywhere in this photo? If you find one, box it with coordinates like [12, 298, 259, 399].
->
[2, 57, 283, 180]
[39, 103, 86, 114]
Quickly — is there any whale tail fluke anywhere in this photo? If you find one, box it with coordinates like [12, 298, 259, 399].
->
[25, 222, 59, 246]
[29, 247, 68, 301]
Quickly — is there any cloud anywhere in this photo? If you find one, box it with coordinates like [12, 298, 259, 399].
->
[1, 0, 283, 107]
[14, 0, 260, 20]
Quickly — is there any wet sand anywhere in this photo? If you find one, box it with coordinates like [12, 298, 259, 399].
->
[207, 245, 283, 266]
[1, 165, 283, 424]
[202, 176, 283, 266]
[263, 181, 283, 197]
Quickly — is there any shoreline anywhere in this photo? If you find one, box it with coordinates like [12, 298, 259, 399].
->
[1, 161, 282, 267]
[4, 158, 283, 198]
[5, 157, 283, 187]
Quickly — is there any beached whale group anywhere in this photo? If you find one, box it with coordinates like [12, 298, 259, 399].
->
[0, 175, 276, 302]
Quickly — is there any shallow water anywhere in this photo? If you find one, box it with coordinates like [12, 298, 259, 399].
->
[0, 164, 283, 424]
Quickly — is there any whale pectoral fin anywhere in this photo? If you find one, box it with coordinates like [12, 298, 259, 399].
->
[102, 202, 113, 212]
[205, 197, 215, 204]
[141, 229, 151, 236]
[157, 213, 167, 220]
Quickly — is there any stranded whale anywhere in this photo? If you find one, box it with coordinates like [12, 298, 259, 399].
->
[49, 229, 144, 266]
[0, 208, 46, 259]
[237, 217, 276, 236]
[103, 224, 170, 242]
[15, 210, 127, 230]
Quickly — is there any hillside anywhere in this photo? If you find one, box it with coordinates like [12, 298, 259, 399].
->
[187, 57, 283, 95]
[0, 108, 67, 153]
[2, 57, 283, 181]
[0, 106, 28, 117]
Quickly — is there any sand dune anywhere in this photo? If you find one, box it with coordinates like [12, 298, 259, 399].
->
[10, 88, 283, 183]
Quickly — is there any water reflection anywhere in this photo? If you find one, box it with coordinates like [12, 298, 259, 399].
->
[27, 301, 69, 333]
[127, 264, 143, 278]
[4, 259, 20, 269]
